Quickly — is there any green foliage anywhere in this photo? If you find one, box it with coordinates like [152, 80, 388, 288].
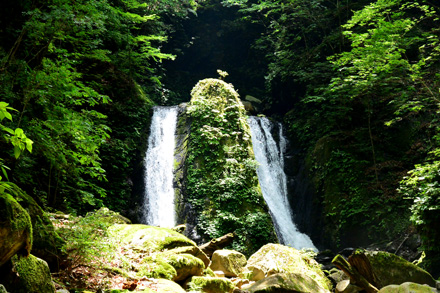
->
[0, 102, 32, 182]
[54, 210, 118, 273]
[0, 0, 193, 213]
[399, 137, 440, 273]
[185, 78, 277, 255]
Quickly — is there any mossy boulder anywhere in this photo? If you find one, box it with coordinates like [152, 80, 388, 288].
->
[87, 207, 131, 224]
[108, 224, 196, 251]
[243, 243, 331, 291]
[245, 272, 331, 293]
[166, 253, 205, 281]
[187, 276, 235, 293]
[209, 249, 247, 277]
[137, 255, 178, 280]
[163, 245, 210, 267]
[109, 224, 207, 281]
[4, 183, 64, 269]
[349, 250, 436, 288]
[0, 254, 55, 293]
[183, 78, 277, 254]
[378, 282, 437, 293]
[0, 192, 32, 267]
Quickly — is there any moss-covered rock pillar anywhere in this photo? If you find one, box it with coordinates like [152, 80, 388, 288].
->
[177, 78, 277, 255]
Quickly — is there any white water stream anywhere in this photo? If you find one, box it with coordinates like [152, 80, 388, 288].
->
[141, 106, 178, 227]
[248, 116, 317, 250]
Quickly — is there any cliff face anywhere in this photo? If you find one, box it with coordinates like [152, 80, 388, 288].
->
[173, 78, 277, 255]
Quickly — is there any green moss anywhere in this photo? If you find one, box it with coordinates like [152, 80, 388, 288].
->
[108, 224, 196, 251]
[137, 256, 177, 280]
[362, 251, 436, 288]
[188, 276, 235, 293]
[245, 244, 332, 291]
[2, 182, 64, 267]
[184, 78, 277, 255]
[9, 254, 55, 293]
[0, 192, 32, 265]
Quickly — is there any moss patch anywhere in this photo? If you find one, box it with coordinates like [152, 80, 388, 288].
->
[188, 276, 235, 293]
[244, 244, 331, 291]
[184, 78, 277, 255]
[3, 254, 55, 293]
[0, 191, 32, 266]
[108, 224, 196, 251]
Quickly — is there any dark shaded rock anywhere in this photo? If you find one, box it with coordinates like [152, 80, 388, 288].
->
[5, 183, 64, 271]
[0, 192, 32, 267]
[0, 254, 55, 293]
[349, 250, 436, 289]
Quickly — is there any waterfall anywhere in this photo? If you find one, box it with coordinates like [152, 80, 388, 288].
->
[248, 116, 317, 250]
[141, 106, 178, 227]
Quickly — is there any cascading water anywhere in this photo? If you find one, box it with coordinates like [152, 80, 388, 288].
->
[248, 116, 317, 250]
[141, 106, 178, 228]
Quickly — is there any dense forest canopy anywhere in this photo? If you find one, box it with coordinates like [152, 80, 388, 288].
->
[1, 0, 439, 276]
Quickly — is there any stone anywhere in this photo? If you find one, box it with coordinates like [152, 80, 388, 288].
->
[0, 254, 55, 293]
[336, 280, 363, 293]
[378, 282, 437, 293]
[108, 224, 197, 251]
[187, 276, 235, 293]
[209, 249, 247, 277]
[0, 192, 32, 267]
[349, 250, 436, 288]
[7, 183, 64, 270]
[154, 278, 186, 293]
[166, 253, 205, 281]
[88, 207, 131, 224]
[163, 245, 210, 268]
[243, 243, 332, 291]
[328, 269, 349, 285]
[245, 272, 331, 293]
[214, 270, 226, 277]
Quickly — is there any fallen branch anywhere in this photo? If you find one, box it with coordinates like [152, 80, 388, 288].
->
[199, 233, 235, 258]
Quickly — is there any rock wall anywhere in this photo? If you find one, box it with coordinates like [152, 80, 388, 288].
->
[173, 78, 277, 255]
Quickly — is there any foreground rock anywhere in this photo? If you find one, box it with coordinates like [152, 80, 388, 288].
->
[244, 272, 331, 293]
[187, 276, 235, 293]
[378, 282, 437, 293]
[8, 183, 64, 269]
[108, 224, 209, 281]
[242, 243, 332, 291]
[0, 192, 32, 267]
[0, 254, 55, 293]
[349, 250, 436, 288]
[209, 249, 247, 277]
